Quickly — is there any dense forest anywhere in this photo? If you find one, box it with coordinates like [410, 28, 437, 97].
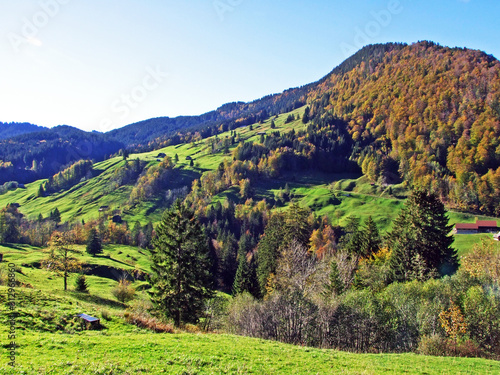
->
[0, 122, 47, 140]
[0, 126, 123, 184]
[307, 41, 500, 215]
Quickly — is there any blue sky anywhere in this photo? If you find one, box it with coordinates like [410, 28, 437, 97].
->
[0, 0, 498, 132]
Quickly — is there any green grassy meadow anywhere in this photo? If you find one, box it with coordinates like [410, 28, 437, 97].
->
[1, 283, 499, 375]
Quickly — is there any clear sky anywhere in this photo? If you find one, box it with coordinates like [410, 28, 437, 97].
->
[1, 0, 499, 132]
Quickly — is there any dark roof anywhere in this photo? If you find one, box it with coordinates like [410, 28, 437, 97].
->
[476, 220, 498, 227]
[455, 223, 478, 230]
[455, 220, 498, 230]
[76, 313, 99, 322]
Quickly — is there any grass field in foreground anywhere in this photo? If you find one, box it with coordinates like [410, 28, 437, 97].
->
[1, 331, 499, 375]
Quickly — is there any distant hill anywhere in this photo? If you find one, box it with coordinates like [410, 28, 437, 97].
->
[0, 122, 47, 140]
[0, 125, 123, 184]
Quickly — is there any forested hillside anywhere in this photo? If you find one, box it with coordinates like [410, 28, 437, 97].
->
[3, 41, 500, 212]
[0, 122, 47, 140]
[0, 126, 123, 184]
[306, 41, 500, 214]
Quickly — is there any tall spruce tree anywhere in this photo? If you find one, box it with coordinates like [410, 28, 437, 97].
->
[149, 200, 214, 327]
[361, 216, 380, 258]
[86, 228, 103, 256]
[256, 203, 312, 296]
[387, 189, 458, 282]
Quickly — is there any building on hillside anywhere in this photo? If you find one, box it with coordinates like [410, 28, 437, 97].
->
[454, 220, 499, 234]
[75, 313, 101, 330]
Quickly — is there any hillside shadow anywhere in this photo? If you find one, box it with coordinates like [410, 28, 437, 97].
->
[69, 292, 126, 309]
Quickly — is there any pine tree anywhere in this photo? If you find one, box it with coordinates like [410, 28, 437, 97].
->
[256, 204, 312, 296]
[86, 228, 103, 256]
[75, 274, 89, 293]
[302, 106, 310, 124]
[361, 216, 380, 258]
[50, 208, 61, 224]
[387, 189, 458, 282]
[326, 260, 344, 296]
[149, 200, 215, 327]
[341, 216, 363, 255]
[143, 221, 154, 248]
[37, 184, 45, 198]
[233, 235, 260, 298]
[256, 213, 284, 296]
[270, 120, 276, 129]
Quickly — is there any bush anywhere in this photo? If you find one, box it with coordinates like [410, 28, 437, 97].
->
[417, 334, 448, 356]
[101, 310, 113, 321]
[124, 311, 174, 333]
[111, 278, 136, 303]
[418, 335, 483, 358]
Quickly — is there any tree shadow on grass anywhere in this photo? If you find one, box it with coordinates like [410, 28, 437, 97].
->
[69, 291, 126, 309]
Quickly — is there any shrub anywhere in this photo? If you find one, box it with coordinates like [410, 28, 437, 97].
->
[417, 334, 447, 356]
[111, 278, 136, 303]
[124, 311, 174, 333]
[101, 310, 113, 321]
[417, 335, 483, 358]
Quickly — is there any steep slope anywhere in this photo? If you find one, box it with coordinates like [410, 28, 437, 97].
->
[108, 43, 407, 148]
[305, 41, 500, 214]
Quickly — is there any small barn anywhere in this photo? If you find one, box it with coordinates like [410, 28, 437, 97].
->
[76, 313, 101, 330]
[476, 220, 499, 233]
[454, 220, 499, 234]
[454, 223, 479, 234]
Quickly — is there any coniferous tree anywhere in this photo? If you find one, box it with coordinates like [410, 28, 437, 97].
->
[340, 216, 363, 255]
[256, 204, 312, 296]
[75, 274, 89, 293]
[86, 228, 103, 256]
[387, 189, 458, 282]
[256, 213, 284, 296]
[143, 221, 154, 248]
[149, 200, 214, 327]
[37, 184, 45, 198]
[302, 106, 310, 124]
[50, 208, 61, 224]
[361, 216, 380, 258]
[233, 234, 260, 298]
